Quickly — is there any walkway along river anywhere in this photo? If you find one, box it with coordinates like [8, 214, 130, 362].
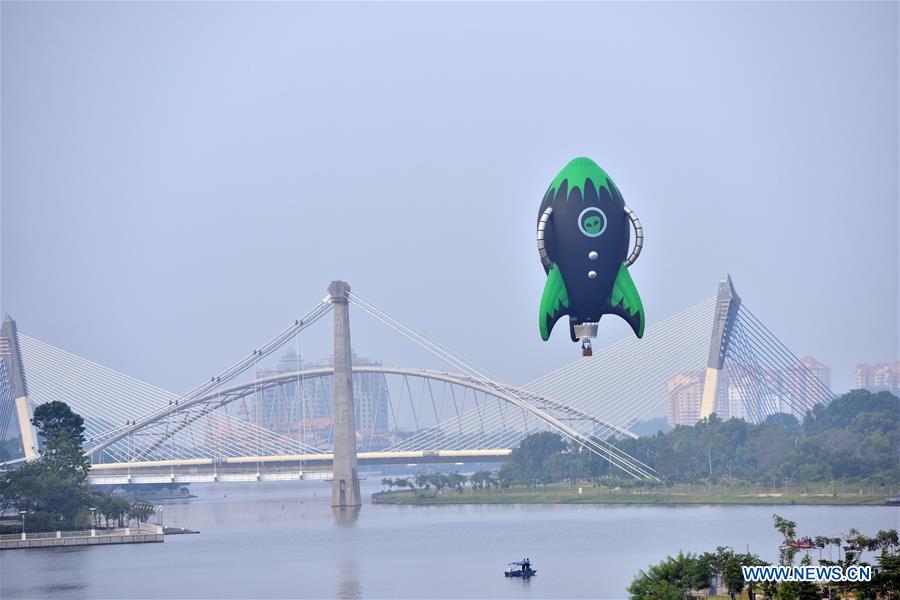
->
[0, 523, 163, 550]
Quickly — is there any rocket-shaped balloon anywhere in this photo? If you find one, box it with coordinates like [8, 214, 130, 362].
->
[537, 157, 645, 346]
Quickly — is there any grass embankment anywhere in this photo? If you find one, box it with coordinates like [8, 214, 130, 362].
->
[373, 484, 890, 506]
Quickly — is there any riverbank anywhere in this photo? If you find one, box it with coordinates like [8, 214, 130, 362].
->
[0, 523, 164, 550]
[373, 485, 890, 506]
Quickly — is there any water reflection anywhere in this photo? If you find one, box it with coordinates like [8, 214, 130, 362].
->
[2, 481, 894, 600]
[332, 507, 360, 527]
[336, 560, 362, 599]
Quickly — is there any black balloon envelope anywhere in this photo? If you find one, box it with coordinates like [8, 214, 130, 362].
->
[536, 157, 646, 350]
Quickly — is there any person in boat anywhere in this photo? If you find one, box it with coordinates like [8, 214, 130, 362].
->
[525, 558, 531, 572]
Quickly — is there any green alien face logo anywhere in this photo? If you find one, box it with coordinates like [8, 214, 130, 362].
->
[578, 207, 607, 238]
[583, 215, 602, 234]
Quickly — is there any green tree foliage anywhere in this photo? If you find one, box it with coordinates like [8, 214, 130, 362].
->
[128, 501, 156, 522]
[870, 553, 900, 599]
[775, 581, 822, 600]
[32, 401, 91, 477]
[773, 514, 799, 565]
[392, 477, 412, 492]
[0, 402, 93, 526]
[93, 493, 131, 528]
[628, 552, 712, 599]
[0, 401, 148, 532]
[697, 546, 748, 599]
[468, 470, 493, 490]
[631, 520, 900, 600]
[509, 390, 898, 485]
[0, 459, 90, 524]
[446, 473, 467, 493]
[497, 431, 567, 484]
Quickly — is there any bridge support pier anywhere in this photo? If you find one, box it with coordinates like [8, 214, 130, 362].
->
[328, 281, 361, 508]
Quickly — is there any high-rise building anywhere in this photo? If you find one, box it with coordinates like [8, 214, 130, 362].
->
[726, 376, 749, 421]
[305, 352, 390, 434]
[779, 356, 832, 420]
[683, 355, 831, 426]
[727, 359, 830, 422]
[253, 348, 304, 436]
[855, 362, 900, 395]
[666, 371, 706, 427]
[798, 356, 831, 391]
[299, 351, 390, 450]
[248, 349, 390, 450]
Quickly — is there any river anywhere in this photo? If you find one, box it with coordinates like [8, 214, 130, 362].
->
[1, 479, 896, 599]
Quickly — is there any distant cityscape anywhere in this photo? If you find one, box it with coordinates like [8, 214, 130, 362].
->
[239, 349, 394, 452]
[238, 350, 899, 443]
[666, 358, 899, 428]
[854, 361, 900, 395]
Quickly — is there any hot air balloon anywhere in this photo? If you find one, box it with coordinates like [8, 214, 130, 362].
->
[537, 157, 645, 356]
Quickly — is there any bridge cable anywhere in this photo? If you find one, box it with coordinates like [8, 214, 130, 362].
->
[347, 292, 659, 480]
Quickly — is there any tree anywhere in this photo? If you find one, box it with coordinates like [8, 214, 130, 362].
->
[608, 390, 900, 485]
[874, 529, 899, 555]
[32, 401, 90, 478]
[740, 551, 768, 600]
[128, 501, 155, 523]
[93, 493, 130, 529]
[414, 473, 432, 496]
[500, 431, 567, 484]
[697, 546, 747, 599]
[870, 551, 900, 599]
[628, 519, 900, 600]
[469, 470, 493, 490]
[446, 473, 466, 493]
[773, 514, 799, 565]
[775, 581, 820, 600]
[628, 552, 710, 600]
[0, 402, 95, 528]
[426, 473, 447, 494]
[844, 528, 870, 564]
[0, 402, 143, 532]
[721, 552, 746, 600]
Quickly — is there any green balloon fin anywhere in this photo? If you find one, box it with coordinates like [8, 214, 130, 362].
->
[609, 263, 645, 338]
[539, 264, 570, 341]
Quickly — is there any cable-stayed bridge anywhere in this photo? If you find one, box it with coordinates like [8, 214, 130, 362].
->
[0, 276, 833, 486]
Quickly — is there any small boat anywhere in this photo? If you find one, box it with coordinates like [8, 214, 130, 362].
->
[505, 561, 537, 578]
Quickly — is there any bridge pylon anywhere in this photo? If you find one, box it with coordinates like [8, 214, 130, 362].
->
[0, 316, 39, 460]
[328, 281, 361, 508]
[699, 275, 741, 420]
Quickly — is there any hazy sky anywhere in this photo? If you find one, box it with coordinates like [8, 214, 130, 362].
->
[2, 2, 897, 396]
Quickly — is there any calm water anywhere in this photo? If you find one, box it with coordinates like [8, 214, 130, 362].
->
[1, 480, 897, 599]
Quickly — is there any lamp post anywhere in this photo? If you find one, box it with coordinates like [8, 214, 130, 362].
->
[19, 510, 27, 540]
[89, 507, 96, 536]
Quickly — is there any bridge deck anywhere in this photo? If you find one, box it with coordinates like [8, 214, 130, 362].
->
[87, 449, 511, 485]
